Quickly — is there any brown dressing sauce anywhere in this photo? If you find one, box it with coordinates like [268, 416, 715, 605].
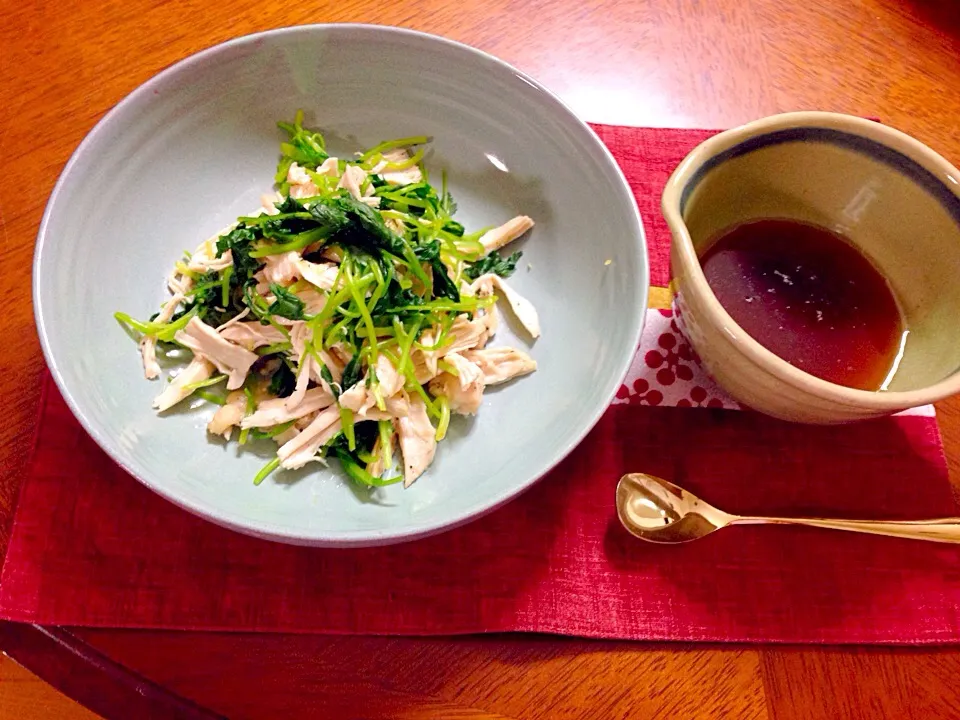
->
[699, 219, 905, 391]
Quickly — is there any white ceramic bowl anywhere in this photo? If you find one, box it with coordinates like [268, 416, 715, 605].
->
[34, 25, 648, 546]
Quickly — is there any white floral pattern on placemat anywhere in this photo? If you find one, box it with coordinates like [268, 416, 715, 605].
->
[614, 309, 741, 409]
[616, 309, 934, 417]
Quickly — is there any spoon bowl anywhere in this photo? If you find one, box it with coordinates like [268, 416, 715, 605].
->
[615, 473, 734, 543]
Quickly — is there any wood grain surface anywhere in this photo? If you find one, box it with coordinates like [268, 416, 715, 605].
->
[3, 0, 960, 718]
[0, 655, 100, 720]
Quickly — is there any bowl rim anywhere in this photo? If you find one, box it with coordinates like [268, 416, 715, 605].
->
[32, 23, 649, 546]
[661, 110, 960, 410]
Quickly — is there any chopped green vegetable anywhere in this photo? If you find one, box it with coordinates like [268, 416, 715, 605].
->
[465, 250, 522, 280]
[275, 109, 329, 191]
[249, 420, 295, 441]
[184, 374, 228, 392]
[220, 266, 233, 307]
[268, 361, 297, 398]
[332, 446, 403, 487]
[340, 406, 356, 451]
[194, 389, 226, 406]
[114, 306, 198, 343]
[435, 394, 451, 441]
[253, 456, 281, 486]
[359, 135, 430, 162]
[267, 283, 306, 320]
[216, 226, 261, 282]
[341, 353, 362, 391]
[320, 364, 337, 394]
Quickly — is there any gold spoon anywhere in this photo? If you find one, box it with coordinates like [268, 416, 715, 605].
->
[616, 473, 960, 544]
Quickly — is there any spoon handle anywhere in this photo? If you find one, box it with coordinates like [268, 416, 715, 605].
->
[734, 516, 960, 543]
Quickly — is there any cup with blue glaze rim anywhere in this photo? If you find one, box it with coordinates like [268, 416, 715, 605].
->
[662, 111, 960, 423]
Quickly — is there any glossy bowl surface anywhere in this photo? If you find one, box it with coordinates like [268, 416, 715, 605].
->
[34, 25, 648, 545]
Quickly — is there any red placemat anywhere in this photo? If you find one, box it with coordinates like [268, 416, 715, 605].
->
[590, 123, 716, 286]
[3, 125, 960, 644]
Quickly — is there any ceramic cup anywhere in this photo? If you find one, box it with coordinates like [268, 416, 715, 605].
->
[662, 111, 960, 423]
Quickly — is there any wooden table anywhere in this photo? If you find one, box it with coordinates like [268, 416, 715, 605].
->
[3, 1, 960, 718]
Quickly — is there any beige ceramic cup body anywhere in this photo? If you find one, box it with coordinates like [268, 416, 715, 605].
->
[663, 111, 960, 423]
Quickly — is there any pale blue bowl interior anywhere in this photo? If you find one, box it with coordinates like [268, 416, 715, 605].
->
[34, 25, 648, 546]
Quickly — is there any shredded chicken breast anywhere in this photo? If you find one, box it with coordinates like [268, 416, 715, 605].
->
[153, 357, 215, 412]
[462, 347, 537, 385]
[428, 353, 485, 415]
[397, 395, 437, 487]
[479, 215, 535, 256]
[208, 390, 246, 439]
[175, 317, 258, 390]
